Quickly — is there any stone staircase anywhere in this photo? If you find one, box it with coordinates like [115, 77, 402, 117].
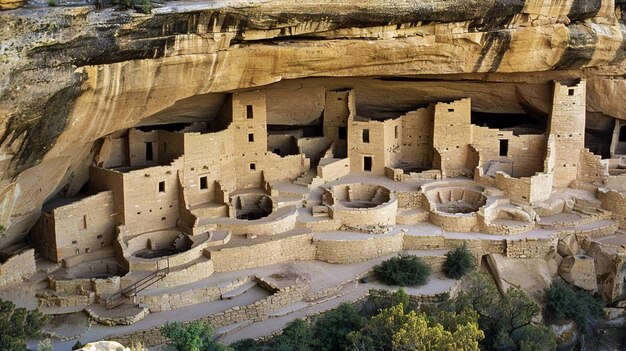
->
[105, 267, 168, 309]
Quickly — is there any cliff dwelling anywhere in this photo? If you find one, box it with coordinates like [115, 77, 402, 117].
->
[1, 0, 626, 349]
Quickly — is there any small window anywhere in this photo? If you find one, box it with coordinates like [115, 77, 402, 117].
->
[248, 133, 254, 142]
[246, 105, 254, 119]
[75, 249, 80, 255]
[96, 234, 103, 239]
[72, 240, 77, 244]
[80, 215, 87, 230]
[200, 176, 208, 190]
[338, 126, 347, 140]
[161, 217, 166, 221]
[145, 142, 153, 161]
[394, 125, 399, 139]
[158, 181, 165, 193]
[337, 97, 343, 101]
[250, 163, 256, 170]
[101, 242, 105, 248]
[448, 108, 454, 112]
[363, 156, 373, 172]
[499, 139, 509, 157]
[362, 129, 370, 143]
[568, 89, 574, 96]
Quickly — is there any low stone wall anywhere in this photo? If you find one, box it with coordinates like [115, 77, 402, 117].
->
[0, 248, 35, 288]
[112, 285, 308, 347]
[139, 276, 250, 312]
[314, 233, 403, 264]
[403, 235, 446, 250]
[208, 206, 298, 236]
[394, 191, 422, 208]
[209, 233, 316, 271]
[598, 188, 626, 229]
[505, 237, 556, 258]
[429, 211, 479, 232]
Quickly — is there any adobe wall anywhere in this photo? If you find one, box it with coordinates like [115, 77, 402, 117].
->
[433, 99, 472, 177]
[348, 118, 387, 175]
[120, 159, 182, 234]
[42, 192, 116, 262]
[397, 107, 434, 169]
[209, 233, 316, 271]
[578, 148, 607, 185]
[211, 206, 299, 236]
[549, 80, 586, 187]
[323, 90, 353, 158]
[128, 129, 159, 168]
[329, 199, 398, 228]
[505, 237, 557, 258]
[471, 126, 545, 178]
[97, 133, 128, 168]
[0, 248, 35, 287]
[89, 166, 125, 225]
[317, 158, 350, 182]
[598, 188, 626, 229]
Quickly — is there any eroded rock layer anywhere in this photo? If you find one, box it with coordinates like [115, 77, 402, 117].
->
[0, 0, 625, 247]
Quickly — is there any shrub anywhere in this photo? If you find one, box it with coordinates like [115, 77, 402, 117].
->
[545, 280, 604, 334]
[47, 0, 57, 6]
[271, 319, 316, 351]
[361, 288, 412, 316]
[312, 303, 365, 351]
[72, 341, 84, 350]
[161, 321, 232, 351]
[373, 254, 431, 287]
[139, 0, 151, 14]
[443, 243, 475, 279]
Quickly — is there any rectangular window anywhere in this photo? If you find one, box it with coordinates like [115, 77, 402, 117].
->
[394, 125, 399, 139]
[158, 181, 165, 193]
[250, 163, 256, 170]
[80, 215, 87, 230]
[248, 133, 254, 142]
[145, 142, 153, 161]
[499, 139, 509, 157]
[72, 240, 78, 244]
[362, 129, 370, 143]
[200, 176, 208, 190]
[97, 235, 103, 239]
[448, 108, 454, 112]
[246, 105, 254, 119]
[364, 156, 372, 172]
[568, 88, 574, 96]
[338, 126, 347, 140]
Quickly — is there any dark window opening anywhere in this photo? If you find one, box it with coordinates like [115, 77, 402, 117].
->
[394, 126, 399, 139]
[273, 148, 281, 155]
[158, 181, 165, 193]
[471, 111, 545, 135]
[338, 126, 347, 140]
[448, 108, 454, 112]
[80, 215, 87, 230]
[250, 163, 256, 170]
[364, 156, 372, 172]
[568, 89, 574, 96]
[97, 235, 103, 239]
[246, 105, 254, 119]
[248, 133, 254, 142]
[619, 125, 626, 142]
[362, 129, 370, 143]
[499, 139, 509, 157]
[200, 176, 208, 190]
[72, 240, 77, 244]
[161, 217, 166, 221]
[145, 142, 153, 161]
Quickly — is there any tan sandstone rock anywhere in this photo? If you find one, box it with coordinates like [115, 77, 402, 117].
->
[558, 255, 598, 292]
[557, 234, 581, 257]
[79, 341, 130, 351]
[485, 253, 555, 300]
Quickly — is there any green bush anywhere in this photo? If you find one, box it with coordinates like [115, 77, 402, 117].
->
[161, 321, 232, 351]
[545, 280, 604, 334]
[373, 254, 431, 287]
[443, 243, 475, 279]
[47, 0, 57, 6]
[271, 319, 316, 351]
[72, 341, 84, 350]
[312, 303, 365, 351]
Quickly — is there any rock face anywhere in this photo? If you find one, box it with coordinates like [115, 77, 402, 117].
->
[0, 0, 625, 247]
[78, 341, 130, 351]
[485, 253, 556, 300]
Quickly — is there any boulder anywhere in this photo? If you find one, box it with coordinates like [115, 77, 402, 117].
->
[79, 341, 130, 351]
[485, 253, 555, 301]
[557, 234, 580, 257]
[585, 241, 626, 302]
[558, 255, 598, 292]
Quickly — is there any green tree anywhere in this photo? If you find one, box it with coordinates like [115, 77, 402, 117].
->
[161, 321, 232, 351]
[72, 340, 84, 350]
[362, 288, 413, 317]
[373, 254, 431, 287]
[350, 303, 483, 351]
[443, 243, 476, 279]
[271, 319, 316, 351]
[0, 299, 49, 351]
[312, 303, 365, 351]
[545, 280, 604, 334]
[450, 272, 556, 351]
